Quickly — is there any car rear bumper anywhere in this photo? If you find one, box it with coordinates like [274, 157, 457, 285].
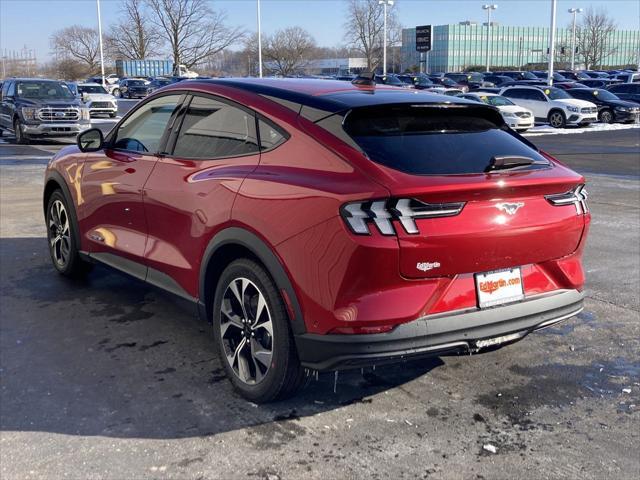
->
[295, 289, 583, 371]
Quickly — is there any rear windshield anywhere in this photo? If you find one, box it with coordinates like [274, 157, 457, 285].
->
[343, 105, 549, 175]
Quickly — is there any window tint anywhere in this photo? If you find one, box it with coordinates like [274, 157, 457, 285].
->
[112, 94, 180, 153]
[343, 105, 549, 175]
[258, 119, 286, 150]
[529, 89, 546, 101]
[503, 88, 527, 99]
[172, 95, 259, 159]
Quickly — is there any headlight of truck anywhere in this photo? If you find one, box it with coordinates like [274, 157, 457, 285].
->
[615, 106, 629, 111]
[81, 108, 91, 121]
[566, 106, 579, 113]
[21, 107, 38, 121]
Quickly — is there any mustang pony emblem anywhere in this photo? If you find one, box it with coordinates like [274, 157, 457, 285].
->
[495, 202, 525, 215]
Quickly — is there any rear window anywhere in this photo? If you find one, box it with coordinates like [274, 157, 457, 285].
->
[343, 105, 549, 175]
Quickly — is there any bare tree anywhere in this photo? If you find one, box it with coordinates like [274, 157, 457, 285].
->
[575, 7, 617, 69]
[50, 25, 101, 73]
[343, 0, 400, 71]
[146, 0, 245, 72]
[107, 0, 163, 59]
[263, 27, 316, 76]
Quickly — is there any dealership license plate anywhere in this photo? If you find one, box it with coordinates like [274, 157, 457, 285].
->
[475, 267, 524, 309]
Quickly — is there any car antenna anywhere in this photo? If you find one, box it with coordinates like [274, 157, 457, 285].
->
[351, 71, 376, 87]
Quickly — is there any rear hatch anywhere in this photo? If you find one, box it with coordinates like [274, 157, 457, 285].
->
[341, 103, 587, 279]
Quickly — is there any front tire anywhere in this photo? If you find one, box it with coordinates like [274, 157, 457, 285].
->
[14, 119, 29, 144]
[113, 88, 121, 98]
[548, 110, 566, 128]
[213, 259, 305, 402]
[46, 190, 92, 277]
[599, 109, 613, 124]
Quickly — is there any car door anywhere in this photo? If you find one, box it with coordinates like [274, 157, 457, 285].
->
[0, 81, 14, 129]
[526, 88, 548, 119]
[79, 93, 183, 275]
[142, 93, 266, 297]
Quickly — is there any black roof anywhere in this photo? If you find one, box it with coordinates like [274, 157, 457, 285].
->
[192, 78, 476, 116]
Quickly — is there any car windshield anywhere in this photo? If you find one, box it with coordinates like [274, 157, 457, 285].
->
[521, 71, 538, 80]
[543, 87, 571, 100]
[440, 78, 457, 87]
[343, 105, 548, 175]
[414, 77, 433, 86]
[380, 76, 403, 86]
[128, 80, 146, 86]
[591, 89, 619, 101]
[467, 73, 484, 82]
[15, 81, 74, 100]
[482, 95, 515, 106]
[78, 85, 108, 94]
[154, 79, 171, 86]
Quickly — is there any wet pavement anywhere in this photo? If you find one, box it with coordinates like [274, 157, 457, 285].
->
[0, 128, 639, 479]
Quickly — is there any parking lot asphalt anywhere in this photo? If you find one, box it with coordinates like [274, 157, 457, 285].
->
[0, 127, 639, 479]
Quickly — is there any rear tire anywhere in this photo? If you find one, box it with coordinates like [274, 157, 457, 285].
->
[46, 190, 92, 278]
[547, 110, 566, 128]
[113, 88, 121, 98]
[212, 259, 305, 402]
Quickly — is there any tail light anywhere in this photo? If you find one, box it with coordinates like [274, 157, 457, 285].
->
[545, 184, 589, 215]
[340, 198, 466, 236]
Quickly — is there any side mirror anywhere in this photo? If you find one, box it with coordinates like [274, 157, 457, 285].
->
[77, 128, 104, 152]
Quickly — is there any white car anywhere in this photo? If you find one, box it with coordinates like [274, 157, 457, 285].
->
[425, 87, 465, 96]
[458, 92, 534, 132]
[499, 86, 598, 128]
[76, 83, 118, 118]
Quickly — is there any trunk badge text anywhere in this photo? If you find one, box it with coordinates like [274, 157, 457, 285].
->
[495, 202, 525, 215]
[417, 261, 441, 272]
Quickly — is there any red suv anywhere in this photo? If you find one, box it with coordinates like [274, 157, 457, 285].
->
[44, 79, 590, 402]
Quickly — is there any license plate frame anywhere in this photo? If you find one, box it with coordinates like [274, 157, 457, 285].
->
[475, 267, 525, 309]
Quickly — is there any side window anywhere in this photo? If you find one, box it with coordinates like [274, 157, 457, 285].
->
[172, 95, 259, 159]
[258, 119, 286, 150]
[6, 81, 15, 97]
[504, 89, 524, 99]
[112, 94, 181, 153]
[529, 90, 546, 101]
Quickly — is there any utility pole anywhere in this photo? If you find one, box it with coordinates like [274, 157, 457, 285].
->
[379, 0, 394, 75]
[547, 0, 557, 85]
[96, 0, 106, 86]
[482, 4, 498, 72]
[257, 0, 263, 77]
[568, 7, 583, 71]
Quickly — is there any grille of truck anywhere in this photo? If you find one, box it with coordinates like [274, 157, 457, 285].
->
[37, 107, 80, 122]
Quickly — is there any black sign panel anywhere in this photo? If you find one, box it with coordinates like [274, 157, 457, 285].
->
[416, 25, 432, 52]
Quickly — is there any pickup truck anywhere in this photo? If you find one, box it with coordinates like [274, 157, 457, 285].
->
[0, 78, 91, 144]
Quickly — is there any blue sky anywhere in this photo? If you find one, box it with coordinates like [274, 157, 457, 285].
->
[1, 0, 638, 61]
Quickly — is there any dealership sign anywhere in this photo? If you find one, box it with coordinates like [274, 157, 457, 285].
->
[416, 25, 432, 52]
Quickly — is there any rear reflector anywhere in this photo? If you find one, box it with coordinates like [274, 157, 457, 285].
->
[330, 325, 395, 335]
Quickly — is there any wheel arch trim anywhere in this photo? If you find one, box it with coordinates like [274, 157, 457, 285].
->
[199, 227, 306, 335]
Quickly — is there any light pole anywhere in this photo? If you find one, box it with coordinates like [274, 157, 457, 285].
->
[568, 8, 583, 71]
[482, 4, 497, 72]
[547, 0, 557, 85]
[379, 0, 394, 75]
[257, 0, 263, 78]
[96, 0, 106, 86]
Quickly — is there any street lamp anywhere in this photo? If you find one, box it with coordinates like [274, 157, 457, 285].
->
[482, 4, 498, 72]
[379, 0, 394, 75]
[257, 0, 263, 78]
[96, 0, 106, 87]
[568, 8, 583, 71]
[547, 0, 558, 85]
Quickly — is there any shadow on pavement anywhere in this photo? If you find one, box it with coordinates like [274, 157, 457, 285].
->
[0, 237, 443, 440]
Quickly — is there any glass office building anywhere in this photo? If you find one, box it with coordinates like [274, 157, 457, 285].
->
[401, 24, 640, 72]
